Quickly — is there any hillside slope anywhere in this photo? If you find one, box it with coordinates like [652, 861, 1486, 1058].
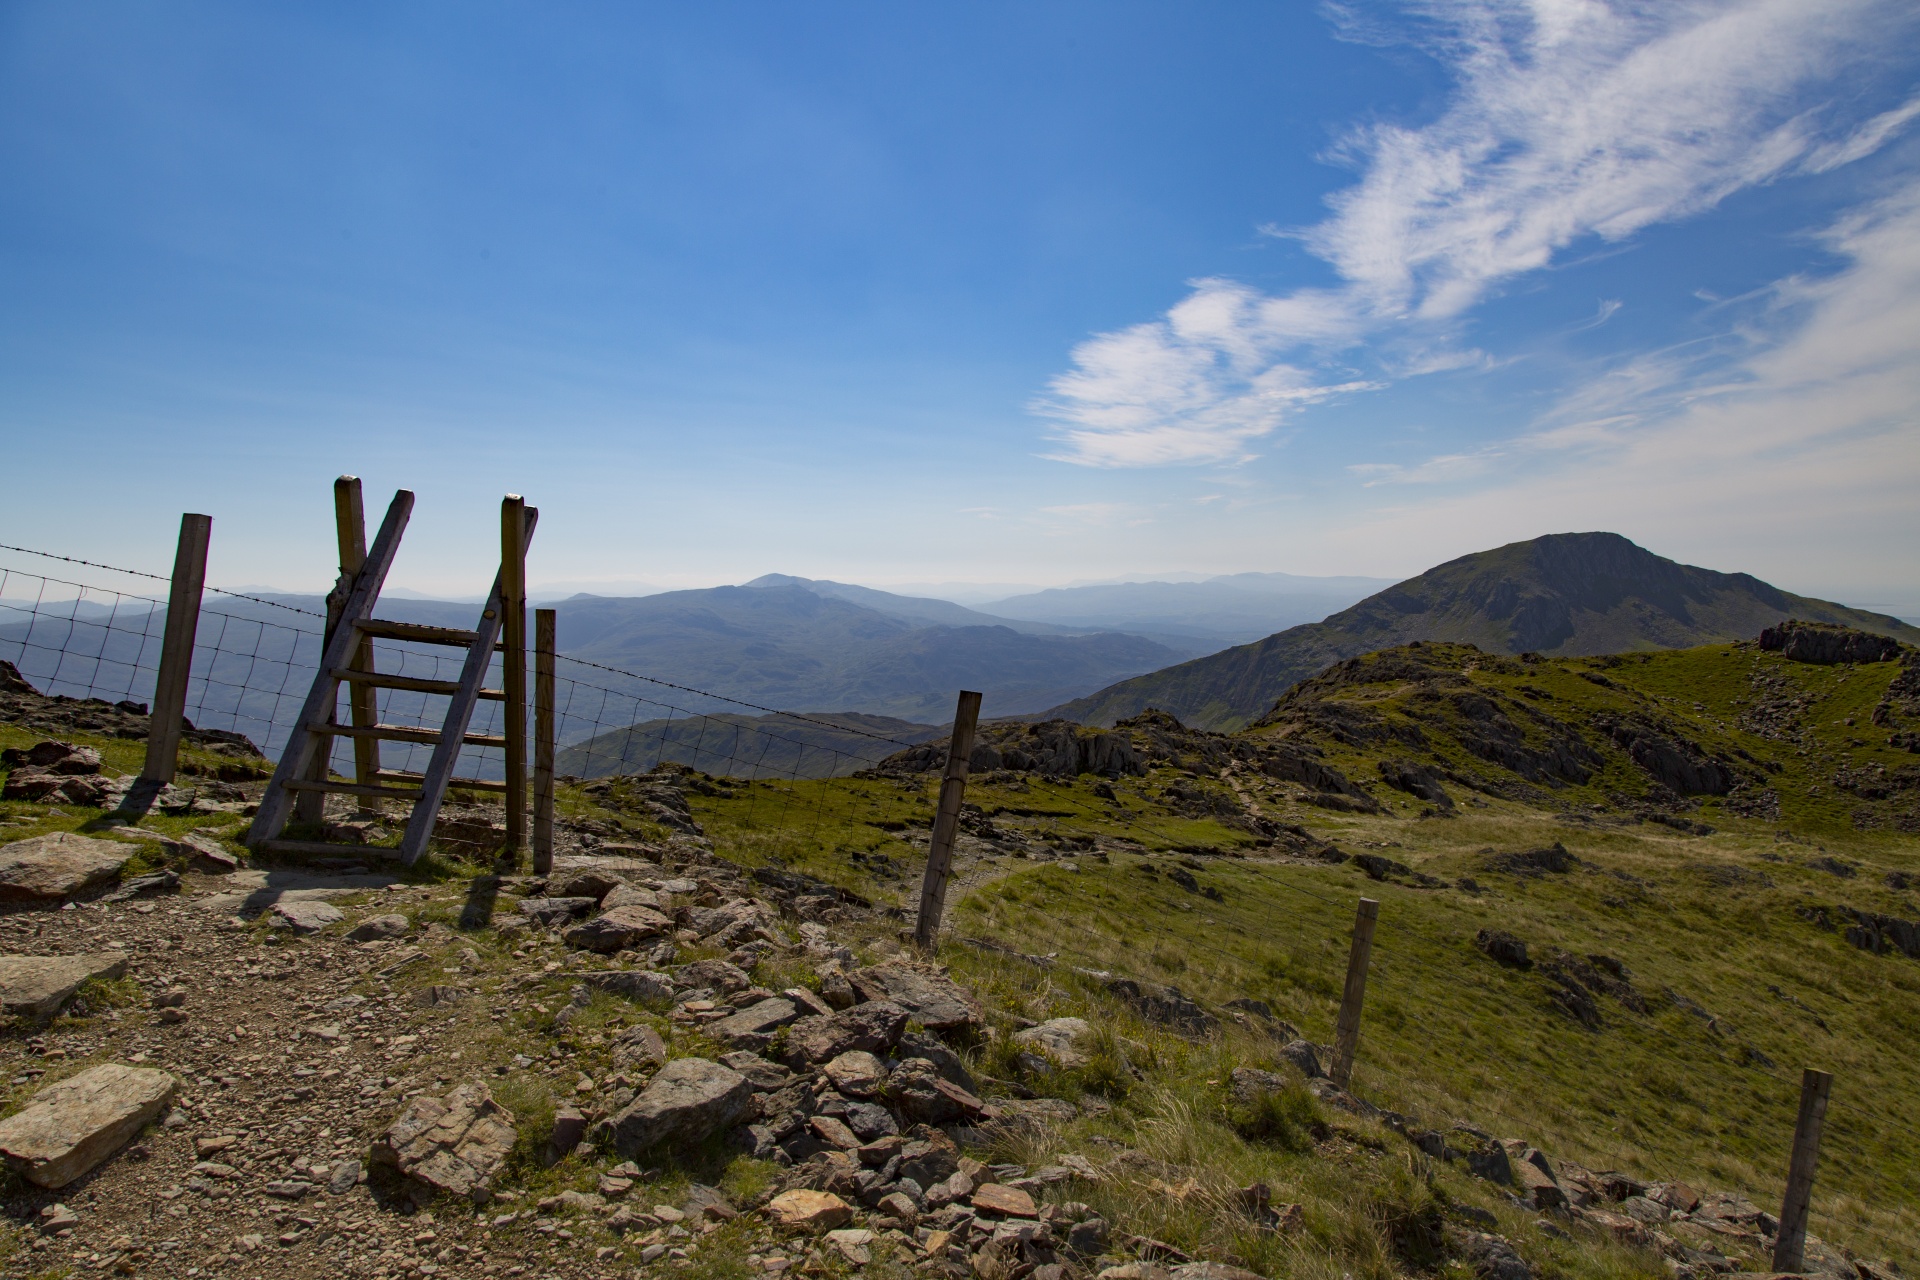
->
[681, 627, 1920, 1268]
[5, 624, 1918, 1276]
[1050, 533, 1920, 730]
[556, 709, 942, 779]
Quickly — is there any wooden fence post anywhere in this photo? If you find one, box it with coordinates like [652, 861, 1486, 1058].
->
[914, 690, 983, 950]
[1330, 897, 1380, 1090]
[139, 513, 212, 788]
[500, 496, 529, 857]
[1772, 1068, 1833, 1274]
[533, 607, 556, 875]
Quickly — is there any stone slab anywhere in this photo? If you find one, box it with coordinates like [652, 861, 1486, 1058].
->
[0, 1063, 177, 1187]
[562, 903, 674, 953]
[972, 1183, 1037, 1218]
[1012, 1017, 1093, 1068]
[197, 870, 400, 917]
[851, 962, 983, 1030]
[765, 1189, 854, 1230]
[0, 834, 130, 902]
[0, 952, 129, 1016]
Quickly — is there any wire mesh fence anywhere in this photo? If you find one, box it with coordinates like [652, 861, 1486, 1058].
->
[0, 545, 925, 808]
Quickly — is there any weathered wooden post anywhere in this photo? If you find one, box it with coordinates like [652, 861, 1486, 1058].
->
[532, 607, 556, 875]
[1772, 1068, 1833, 1274]
[298, 477, 381, 825]
[138, 513, 212, 789]
[913, 689, 983, 950]
[1329, 896, 1380, 1089]
[500, 496, 530, 857]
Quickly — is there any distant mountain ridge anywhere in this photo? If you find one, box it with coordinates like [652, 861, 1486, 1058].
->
[0, 573, 1195, 750]
[739, 574, 1088, 636]
[979, 571, 1399, 646]
[557, 710, 944, 780]
[1048, 532, 1920, 731]
[556, 582, 1191, 720]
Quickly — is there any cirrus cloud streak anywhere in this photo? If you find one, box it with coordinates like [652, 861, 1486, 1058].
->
[1037, 0, 1920, 467]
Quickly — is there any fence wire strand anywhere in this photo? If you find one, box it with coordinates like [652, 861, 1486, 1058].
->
[0, 553, 922, 839]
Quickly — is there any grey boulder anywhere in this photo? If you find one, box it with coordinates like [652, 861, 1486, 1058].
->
[562, 904, 673, 953]
[346, 913, 410, 942]
[606, 1058, 754, 1158]
[1012, 1017, 1092, 1068]
[851, 963, 982, 1031]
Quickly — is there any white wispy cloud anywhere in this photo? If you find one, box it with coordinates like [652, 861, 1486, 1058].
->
[1037, 0, 1920, 467]
[1321, 176, 1920, 590]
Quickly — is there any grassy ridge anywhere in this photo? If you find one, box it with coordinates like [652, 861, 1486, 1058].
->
[670, 639, 1920, 1265]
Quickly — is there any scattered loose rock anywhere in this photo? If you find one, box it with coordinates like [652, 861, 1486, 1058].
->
[269, 898, 344, 934]
[345, 912, 410, 941]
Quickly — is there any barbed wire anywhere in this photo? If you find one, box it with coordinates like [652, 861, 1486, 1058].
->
[0, 541, 329, 621]
[551, 652, 923, 749]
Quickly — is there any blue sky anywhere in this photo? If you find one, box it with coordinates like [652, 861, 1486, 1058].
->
[3, 1, 1918, 612]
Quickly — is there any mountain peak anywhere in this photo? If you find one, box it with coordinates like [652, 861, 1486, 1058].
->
[1048, 532, 1920, 731]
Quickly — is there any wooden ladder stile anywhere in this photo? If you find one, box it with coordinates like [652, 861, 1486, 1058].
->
[396, 500, 536, 864]
[247, 483, 537, 868]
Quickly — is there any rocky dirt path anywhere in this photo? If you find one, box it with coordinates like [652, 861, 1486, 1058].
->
[0, 862, 490, 1278]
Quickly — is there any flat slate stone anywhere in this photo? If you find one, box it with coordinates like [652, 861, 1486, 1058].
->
[601, 883, 663, 911]
[765, 1189, 855, 1230]
[270, 899, 343, 933]
[0, 1063, 177, 1187]
[345, 913, 410, 942]
[707, 997, 800, 1044]
[0, 834, 130, 902]
[971, 1183, 1038, 1218]
[563, 903, 674, 953]
[0, 952, 130, 1016]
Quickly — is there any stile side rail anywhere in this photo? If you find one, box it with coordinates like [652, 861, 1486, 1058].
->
[248, 489, 415, 847]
